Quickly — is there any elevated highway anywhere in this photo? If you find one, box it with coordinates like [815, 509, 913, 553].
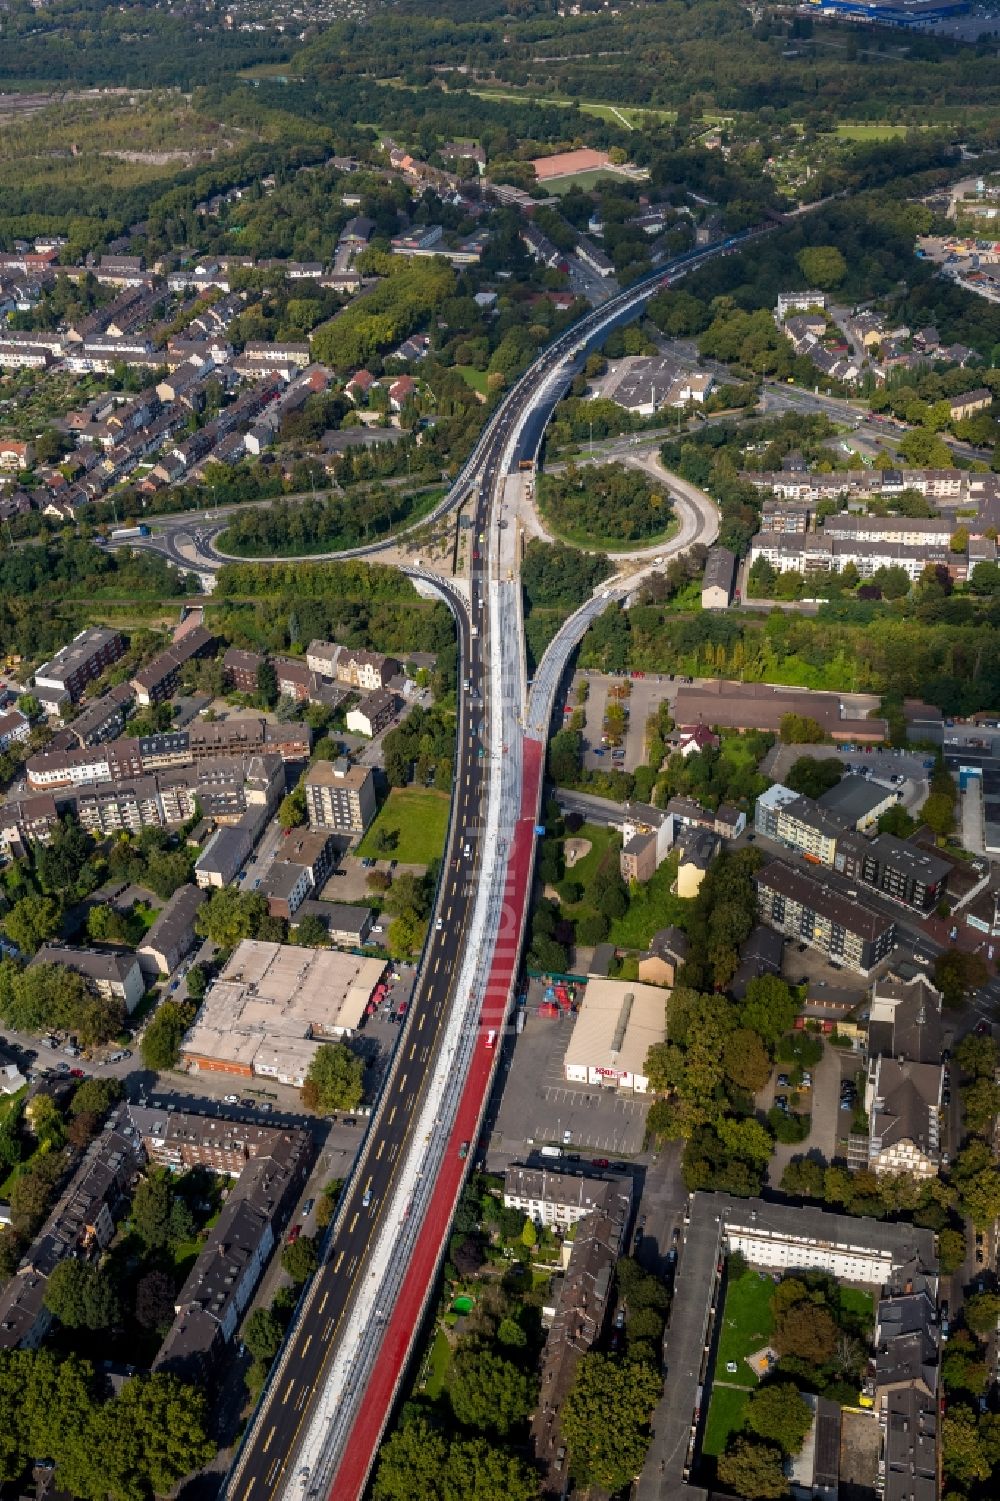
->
[222, 227, 765, 1501]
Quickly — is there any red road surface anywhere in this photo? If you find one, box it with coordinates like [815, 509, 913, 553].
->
[328, 737, 544, 1500]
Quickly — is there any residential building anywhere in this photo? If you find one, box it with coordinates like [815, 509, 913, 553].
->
[834, 831, 950, 911]
[750, 529, 970, 584]
[153, 1128, 312, 1382]
[0, 793, 60, 857]
[638, 925, 689, 987]
[754, 783, 843, 865]
[305, 642, 400, 692]
[701, 546, 736, 610]
[755, 859, 896, 974]
[562, 979, 667, 1094]
[30, 944, 145, 1013]
[620, 828, 658, 884]
[34, 627, 126, 703]
[59, 683, 134, 747]
[295, 901, 373, 948]
[731, 925, 786, 1000]
[180, 940, 387, 1084]
[675, 826, 719, 897]
[949, 387, 992, 420]
[503, 1164, 632, 1232]
[866, 1054, 943, 1178]
[131, 625, 215, 706]
[0, 1114, 142, 1349]
[0, 709, 30, 751]
[261, 830, 337, 920]
[346, 689, 400, 738]
[137, 884, 207, 979]
[304, 758, 376, 835]
[776, 291, 827, 319]
[867, 974, 942, 1064]
[531, 1196, 630, 1489]
[194, 815, 262, 889]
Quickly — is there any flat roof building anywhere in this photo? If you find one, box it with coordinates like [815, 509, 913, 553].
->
[34, 627, 126, 702]
[181, 940, 385, 1085]
[304, 758, 376, 835]
[563, 978, 666, 1093]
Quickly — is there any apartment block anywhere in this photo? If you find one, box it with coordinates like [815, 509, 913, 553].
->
[304, 758, 376, 835]
[834, 831, 950, 912]
[30, 944, 146, 1013]
[754, 783, 843, 865]
[34, 627, 126, 703]
[131, 625, 215, 706]
[755, 859, 896, 974]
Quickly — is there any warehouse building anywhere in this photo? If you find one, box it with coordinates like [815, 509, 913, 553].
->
[181, 940, 386, 1085]
[562, 979, 666, 1094]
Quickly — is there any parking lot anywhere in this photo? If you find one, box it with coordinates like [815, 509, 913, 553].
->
[571, 670, 679, 774]
[762, 742, 931, 815]
[760, 1036, 859, 1186]
[486, 996, 649, 1164]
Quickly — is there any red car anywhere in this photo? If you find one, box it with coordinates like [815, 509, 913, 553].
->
[69, 1068, 85, 1079]
[592, 1158, 609, 1169]
[287, 1225, 302, 1244]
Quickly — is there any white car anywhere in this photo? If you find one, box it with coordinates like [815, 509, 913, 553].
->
[435, 917, 443, 931]
[224, 1094, 239, 1104]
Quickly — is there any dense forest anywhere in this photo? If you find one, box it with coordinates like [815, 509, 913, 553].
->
[217, 486, 442, 558]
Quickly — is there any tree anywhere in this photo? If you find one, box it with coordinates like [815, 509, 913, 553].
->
[943, 1406, 992, 1486]
[134, 1271, 176, 1333]
[934, 950, 988, 1009]
[281, 1234, 318, 1284]
[962, 1076, 1000, 1135]
[256, 659, 278, 708]
[747, 1382, 813, 1454]
[738, 974, 798, 1046]
[109, 1373, 215, 1499]
[140, 1000, 193, 1072]
[560, 1354, 661, 1492]
[373, 1417, 538, 1501]
[301, 1042, 364, 1114]
[3, 893, 62, 955]
[278, 785, 306, 830]
[293, 914, 329, 948]
[521, 1217, 537, 1248]
[447, 1346, 536, 1436]
[132, 1170, 193, 1251]
[963, 1292, 1000, 1338]
[722, 1028, 772, 1092]
[778, 713, 824, 745]
[43, 1260, 120, 1331]
[938, 1227, 966, 1275]
[718, 1437, 788, 1500]
[70, 1076, 121, 1119]
[921, 791, 955, 838]
[242, 1307, 284, 1363]
[785, 755, 843, 800]
[796, 245, 847, 289]
[185, 963, 207, 1001]
[195, 886, 268, 948]
[773, 1298, 838, 1363]
[956, 1032, 999, 1079]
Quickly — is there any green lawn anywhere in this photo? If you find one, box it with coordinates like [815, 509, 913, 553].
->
[423, 1326, 452, 1399]
[357, 787, 451, 867]
[835, 122, 914, 139]
[714, 1269, 776, 1385]
[611, 851, 689, 948]
[558, 822, 617, 897]
[454, 365, 489, 396]
[702, 1384, 750, 1458]
[838, 1286, 875, 1327]
[544, 167, 633, 196]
